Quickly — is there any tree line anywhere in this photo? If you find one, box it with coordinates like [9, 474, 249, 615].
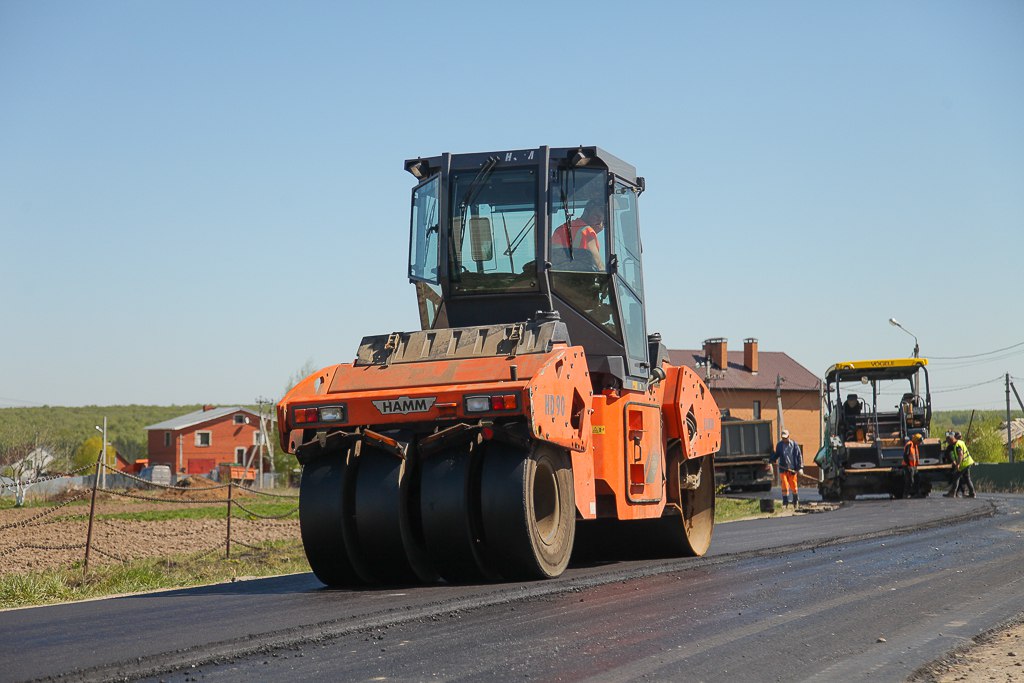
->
[931, 409, 1022, 463]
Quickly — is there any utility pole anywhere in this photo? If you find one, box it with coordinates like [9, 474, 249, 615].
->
[1008, 374, 1014, 464]
[255, 396, 276, 485]
[1008, 375, 1024, 464]
[256, 399, 264, 488]
[776, 374, 786, 439]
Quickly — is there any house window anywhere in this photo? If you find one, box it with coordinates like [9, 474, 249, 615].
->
[164, 432, 171, 448]
[753, 400, 762, 420]
[235, 447, 246, 463]
[233, 414, 246, 425]
[253, 431, 265, 445]
[195, 431, 212, 447]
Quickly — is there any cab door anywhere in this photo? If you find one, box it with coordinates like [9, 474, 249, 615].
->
[610, 180, 648, 383]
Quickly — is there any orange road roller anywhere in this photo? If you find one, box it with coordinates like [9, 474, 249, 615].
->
[277, 146, 720, 585]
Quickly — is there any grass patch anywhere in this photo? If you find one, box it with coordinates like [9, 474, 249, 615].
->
[0, 540, 310, 610]
[93, 500, 297, 522]
[715, 496, 772, 522]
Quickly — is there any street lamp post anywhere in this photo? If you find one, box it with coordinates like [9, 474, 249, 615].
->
[94, 417, 107, 489]
[888, 318, 920, 358]
[889, 318, 921, 397]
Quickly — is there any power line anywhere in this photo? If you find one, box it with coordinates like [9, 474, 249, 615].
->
[938, 401, 1013, 410]
[930, 375, 1006, 394]
[928, 340, 1024, 360]
[929, 348, 1024, 370]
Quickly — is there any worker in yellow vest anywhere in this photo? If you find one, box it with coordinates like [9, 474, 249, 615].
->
[943, 432, 976, 498]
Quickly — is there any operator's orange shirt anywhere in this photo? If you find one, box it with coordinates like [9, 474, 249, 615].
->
[552, 219, 599, 253]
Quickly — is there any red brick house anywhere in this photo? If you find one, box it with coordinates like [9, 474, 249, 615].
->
[145, 406, 271, 476]
[669, 338, 822, 468]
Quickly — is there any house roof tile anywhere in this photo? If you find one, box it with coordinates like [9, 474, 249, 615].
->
[145, 406, 269, 431]
[667, 349, 821, 392]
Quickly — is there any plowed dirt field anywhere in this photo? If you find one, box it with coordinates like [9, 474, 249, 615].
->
[0, 486, 300, 574]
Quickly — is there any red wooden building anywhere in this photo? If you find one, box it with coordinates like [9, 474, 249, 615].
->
[145, 406, 271, 476]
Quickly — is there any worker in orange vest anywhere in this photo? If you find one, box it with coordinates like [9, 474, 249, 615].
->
[903, 432, 921, 496]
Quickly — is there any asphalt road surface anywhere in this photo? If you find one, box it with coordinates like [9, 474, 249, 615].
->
[4, 494, 1022, 683]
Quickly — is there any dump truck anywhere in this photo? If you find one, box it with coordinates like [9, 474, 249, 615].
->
[816, 358, 947, 500]
[714, 417, 774, 492]
[277, 146, 720, 586]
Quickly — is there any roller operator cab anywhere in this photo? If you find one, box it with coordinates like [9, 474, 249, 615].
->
[278, 147, 721, 586]
[815, 358, 947, 501]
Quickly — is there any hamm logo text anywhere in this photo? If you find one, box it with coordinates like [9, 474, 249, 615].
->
[372, 396, 437, 415]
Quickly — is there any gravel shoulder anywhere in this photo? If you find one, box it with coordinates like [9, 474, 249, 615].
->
[913, 616, 1024, 682]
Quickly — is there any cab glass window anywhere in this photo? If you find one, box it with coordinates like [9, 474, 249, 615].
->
[611, 180, 647, 373]
[548, 168, 607, 273]
[409, 176, 440, 284]
[548, 168, 619, 338]
[612, 182, 643, 296]
[617, 285, 647, 371]
[449, 168, 537, 293]
[415, 281, 443, 329]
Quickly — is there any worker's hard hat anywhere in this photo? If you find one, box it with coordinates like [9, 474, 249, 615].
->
[911, 433, 922, 441]
[781, 429, 790, 438]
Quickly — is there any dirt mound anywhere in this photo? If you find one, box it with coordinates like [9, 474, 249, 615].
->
[159, 476, 231, 501]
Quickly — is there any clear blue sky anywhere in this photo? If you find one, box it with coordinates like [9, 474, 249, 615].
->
[2, 1, 1022, 412]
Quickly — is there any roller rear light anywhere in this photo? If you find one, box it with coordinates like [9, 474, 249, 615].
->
[293, 405, 347, 425]
[294, 407, 319, 424]
[464, 393, 518, 413]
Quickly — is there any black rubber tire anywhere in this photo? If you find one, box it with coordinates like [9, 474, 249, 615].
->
[419, 445, 496, 583]
[575, 451, 715, 560]
[677, 454, 716, 557]
[299, 451, 361, 587]
[479, 442, 575, 580]
[637, 451, 715, 558]
[349, 447, 431, 585]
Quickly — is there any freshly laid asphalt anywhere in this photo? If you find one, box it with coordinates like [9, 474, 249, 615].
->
[3, 494, 1017, 683]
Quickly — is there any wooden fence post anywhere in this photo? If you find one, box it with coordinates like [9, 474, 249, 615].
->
[226, 482, 233, 559]
[83, 452, 104, 572]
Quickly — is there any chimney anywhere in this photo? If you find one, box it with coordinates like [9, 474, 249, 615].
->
[202, 404, 215, 412]
[703, 337, 728, 371]
[743, 338, 759, 374]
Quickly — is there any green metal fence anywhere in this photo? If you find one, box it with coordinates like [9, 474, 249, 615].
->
[971, 463, 1024, 491]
